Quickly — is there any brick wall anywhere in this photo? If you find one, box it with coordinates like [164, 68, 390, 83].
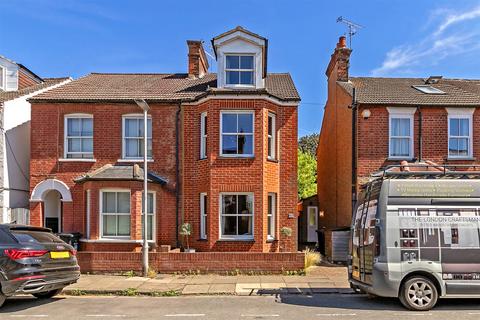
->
[77, 251, 305, 273]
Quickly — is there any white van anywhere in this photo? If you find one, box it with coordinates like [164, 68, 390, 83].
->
[350, 171, 480, 310]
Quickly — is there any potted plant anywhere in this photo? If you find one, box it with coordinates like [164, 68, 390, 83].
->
[280, 226, 293, 252]
[180, 223, 195, 253]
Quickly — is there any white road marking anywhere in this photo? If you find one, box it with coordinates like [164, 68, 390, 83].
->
[316, 314, 357, 317]
[468, 313, 480, 315]
[164, 315, 205, 317]
[10, 316, 48, 318]
[241, 315, 280, 317]
[392, 313, 432, 316]
[85, 315, 127, 318]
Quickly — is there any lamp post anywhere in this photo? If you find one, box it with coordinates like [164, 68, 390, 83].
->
[134, 99, 150, 277]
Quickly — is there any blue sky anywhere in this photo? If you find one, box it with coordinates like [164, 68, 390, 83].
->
[1, 0, 480, 137]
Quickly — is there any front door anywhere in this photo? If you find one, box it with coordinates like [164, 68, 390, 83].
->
[307, 206, 318, 242]
[44, 190, 62, 233]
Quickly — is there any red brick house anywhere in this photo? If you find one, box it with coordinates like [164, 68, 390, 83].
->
[28, 27, 300, 253]
[317, 36, 480, 230]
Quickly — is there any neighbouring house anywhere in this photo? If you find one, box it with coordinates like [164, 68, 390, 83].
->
[317, 35, 480, 231]
[28, 26, 300, 253]
[0, 55, 70, 223]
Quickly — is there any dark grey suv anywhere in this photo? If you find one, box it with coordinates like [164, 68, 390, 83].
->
[0, 224, 80, 307]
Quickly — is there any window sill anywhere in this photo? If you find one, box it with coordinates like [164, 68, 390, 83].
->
[387, 157, 414, 161]
[59, 158, 97, 163]
[217, 238, 255, 242]
[80, 238, 155, 243]
[117, 159, 154, 163]
[267, 158, 279, 163]
[199, 157, 207, 161]
[266, 237, 277, 243]
[218, 155, 255, 159]
[197, 238, 208, 242]
[446, 157, 476, 161]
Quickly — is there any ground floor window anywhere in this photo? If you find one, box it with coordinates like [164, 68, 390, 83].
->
[267, 193, 276, 240]
[142, 192, 155, 241]
[100, 191, 131, 238]
[200, 193, 207, 239]
[220, 193, 254, 239]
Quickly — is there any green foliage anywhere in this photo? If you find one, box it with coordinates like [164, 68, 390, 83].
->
[280, 226, 293, 237]
[298, 133, 319, 157]
[179, 223, 192, 236]
[119, 288, 139, 296]
[122, 270, 136, 277]
[298, 150, 317, 199]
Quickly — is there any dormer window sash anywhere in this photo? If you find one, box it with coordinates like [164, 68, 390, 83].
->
[225, 54, 255, 87]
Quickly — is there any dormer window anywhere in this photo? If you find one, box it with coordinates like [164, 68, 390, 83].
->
[225, 55, 254, 86]
[0, 66, 4, 90]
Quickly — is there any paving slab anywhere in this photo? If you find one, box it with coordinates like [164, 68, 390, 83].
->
[235, 283, 260, 296]
[285, 282, 312, 294]
[283, 276, 311, 283]
[208, 284, 236, 294]
[182, 284, 211, 295]
[236, 276, 261, 284]
[187, 275, 215, 284]
[260, 282, 285, 289]
[211, 276, 238, 284]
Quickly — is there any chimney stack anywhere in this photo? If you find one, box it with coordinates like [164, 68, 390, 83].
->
[187, 40, 209, 79]
[326, 36, 352, 82]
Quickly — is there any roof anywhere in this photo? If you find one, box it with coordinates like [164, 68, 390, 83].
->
[0, 77, 70, 103]
[74, 164, 168, 185]
[212, 26, 267, 42]
[338, 77, 480, 106]
[29, 73, 300, 103]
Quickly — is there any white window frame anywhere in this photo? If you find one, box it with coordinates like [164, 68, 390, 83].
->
[0, 66, 5, 90]
[99, 189, 131, 239]
[267, 193, 276, 240]
[267, 112, 276, 160]
[219, 110, 255, 157]
[447, 108, 474, 159]
[200, 193, 207, 239]
[224, 54, 255, 88]
[122, 114, 153, 160]
[64, 114, 94, 159]
[200, 112, 207, 159]
[141, 191, 156, 241]
[387, 107, 415, 159]
[219, 192, 254, 240]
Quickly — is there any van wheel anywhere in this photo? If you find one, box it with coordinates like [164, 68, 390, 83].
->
[33, 289, 63, 299]
[399, 276, 438, 311]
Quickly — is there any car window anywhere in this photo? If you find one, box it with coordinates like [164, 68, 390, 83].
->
[11, 230, 63, 244]
[0, 229, 16, 244]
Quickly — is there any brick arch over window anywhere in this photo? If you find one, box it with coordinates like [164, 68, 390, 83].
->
[30, 179, 73, 202]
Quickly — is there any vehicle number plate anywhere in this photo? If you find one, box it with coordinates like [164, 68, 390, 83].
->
[50, 251, 70, 259]
[352, 270, 360, 278]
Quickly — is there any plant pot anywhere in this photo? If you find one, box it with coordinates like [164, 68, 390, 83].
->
[184, 248, 196, 253]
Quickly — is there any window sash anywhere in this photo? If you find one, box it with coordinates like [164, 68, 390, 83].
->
[220, 112, 254, 156]
[122, 117, 152, 159]
[65, 117, 93, 158]
[449, 117, 472, 158]
[200, 193, 207, 239]
[200, 112, 207, 159]
[220, 194, 254, 238]
[268, 113, 276, 159]
[267, 193, 276, 239]
[141, 192, 155, 241]
[0, 66, 4, 89]
[389, 116, 412, 158]
[225, 55, 255, 86]
[100, 191, 131, 238]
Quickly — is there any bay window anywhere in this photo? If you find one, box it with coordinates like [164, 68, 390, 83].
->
[200, 193, 207, 239]
[267, 113, 276, 159]
[142, 192, 155, 241]
[64, 115, 93, 159]
[267, 193, 276, 240]
[200, 112, 207, 159]
[220, 193, 254, 239]
[220, 111, 254, 156]
[122, 115, 152, 159]
[101, 191, 130, 238]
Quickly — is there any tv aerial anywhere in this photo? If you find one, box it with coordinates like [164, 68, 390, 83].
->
[336, 16, 363, 48]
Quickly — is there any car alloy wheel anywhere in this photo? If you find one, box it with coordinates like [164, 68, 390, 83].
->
[400, 276, 438, 311]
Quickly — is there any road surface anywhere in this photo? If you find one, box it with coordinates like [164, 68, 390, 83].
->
[1, 294, 480, 319]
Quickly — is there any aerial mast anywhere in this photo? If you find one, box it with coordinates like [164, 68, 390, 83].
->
[336, 16, 363, 48]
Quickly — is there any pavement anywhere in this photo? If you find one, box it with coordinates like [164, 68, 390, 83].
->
[64, 266, 351, 296]
[2, 294, 480, 319]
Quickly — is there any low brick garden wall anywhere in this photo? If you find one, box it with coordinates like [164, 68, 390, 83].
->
[77, 252, 305, 273]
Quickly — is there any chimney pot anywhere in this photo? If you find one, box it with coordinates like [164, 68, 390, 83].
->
[338, 36, 347, 48]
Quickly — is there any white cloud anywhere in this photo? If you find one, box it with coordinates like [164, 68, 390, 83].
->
[372, 5, 480, 76]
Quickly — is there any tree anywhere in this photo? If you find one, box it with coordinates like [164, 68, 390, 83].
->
[298, 150, 317, 199]
[298, 133, 319, 158]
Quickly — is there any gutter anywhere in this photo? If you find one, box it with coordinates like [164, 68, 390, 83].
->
[417, 106, 423, 162]
[349, 87, 358, 217]
[175, 101, 182, 248]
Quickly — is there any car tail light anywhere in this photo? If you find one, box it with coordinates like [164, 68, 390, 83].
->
[70, 249, 77, 256]
[4, 249, 48, 260]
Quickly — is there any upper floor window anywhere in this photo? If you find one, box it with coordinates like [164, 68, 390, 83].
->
[225, 55, 254, 86]
[122, 115, 152, 159]
[267, 113, 276, 159]
[0, 66, 4, 90]
[388, 108, 414, 159]
[220, 111, 254, 157]
[448, 112, 473, 158]
[64, 115, 93, 159]
[200, 112, 207, 159]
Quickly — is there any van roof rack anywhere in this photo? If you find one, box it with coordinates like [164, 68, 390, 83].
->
[376, 164, 480, 179]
